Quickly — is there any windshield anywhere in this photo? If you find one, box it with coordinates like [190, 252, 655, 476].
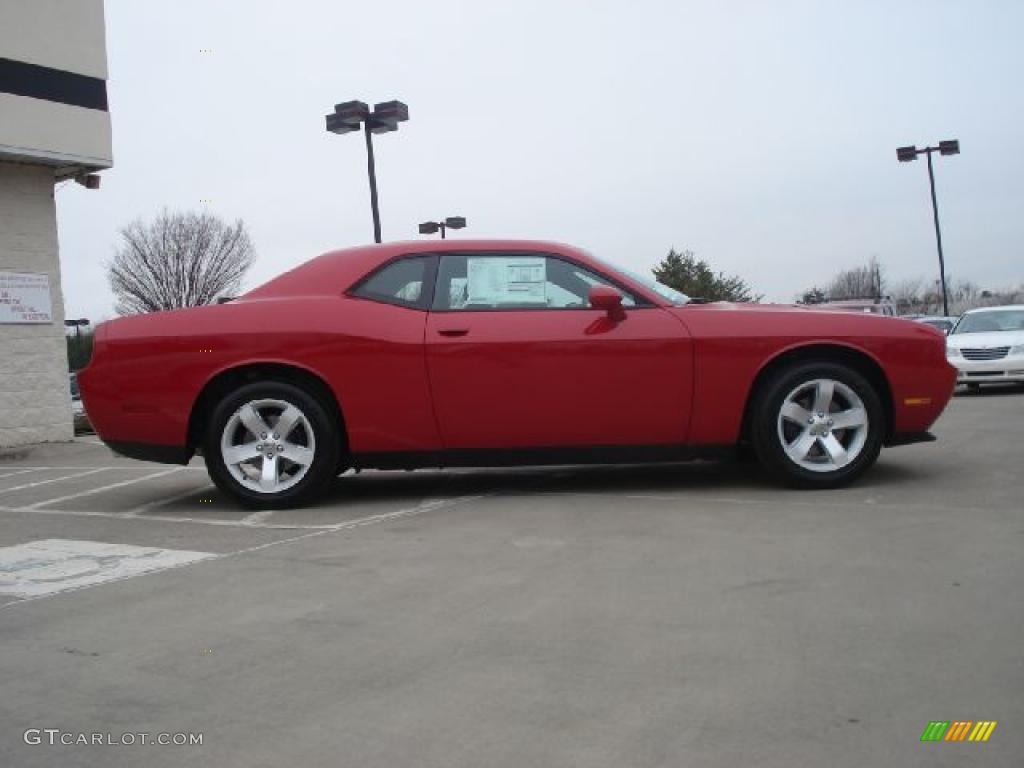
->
[953, 309, 1024, 334]
[586, 253, 690, 305]
[622, 268, 691, 305]
[921, 318, 954, 333]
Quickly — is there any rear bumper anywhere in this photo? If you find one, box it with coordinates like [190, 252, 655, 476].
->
[106, 441, 193, 465]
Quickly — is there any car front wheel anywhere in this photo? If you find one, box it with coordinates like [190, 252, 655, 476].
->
[204, 381, 338, 508]
[751, 361, 884, 488]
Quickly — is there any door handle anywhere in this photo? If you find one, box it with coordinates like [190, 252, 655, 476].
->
[437, 328, 469, 337]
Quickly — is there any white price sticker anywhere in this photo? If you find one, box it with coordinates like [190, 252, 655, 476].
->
[466, 257, 547, 305]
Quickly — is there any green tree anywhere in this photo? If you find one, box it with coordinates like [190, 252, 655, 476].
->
[66, 329, 94, 371]
[652, 249, 759, 302]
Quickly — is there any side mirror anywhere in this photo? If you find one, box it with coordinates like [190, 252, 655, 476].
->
[589, 285, 626, 321]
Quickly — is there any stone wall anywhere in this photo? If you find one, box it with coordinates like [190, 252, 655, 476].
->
[0, 161, 72, 447]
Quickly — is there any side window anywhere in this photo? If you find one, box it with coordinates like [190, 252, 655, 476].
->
[351, 256, 431, 308]
[433, 253, 638, 311]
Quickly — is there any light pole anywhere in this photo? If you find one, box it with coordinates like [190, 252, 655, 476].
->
[418, 216, 467, 239]
[897, 139, 960, 317]
[64, 317, 89, 341]
[326, 100, 409, 244]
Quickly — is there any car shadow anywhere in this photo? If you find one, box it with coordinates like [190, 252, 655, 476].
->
[851, 460, 933, 486]
[322, 461, 749, 506]
[319, 456, 931, 506]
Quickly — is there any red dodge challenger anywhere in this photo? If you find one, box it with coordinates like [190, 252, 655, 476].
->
[78, 240, 956, 508]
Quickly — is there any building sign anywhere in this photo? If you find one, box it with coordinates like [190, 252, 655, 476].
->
[0, 271, 53, 324]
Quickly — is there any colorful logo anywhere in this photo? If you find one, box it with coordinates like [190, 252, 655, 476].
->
[921, 721, 997, 742]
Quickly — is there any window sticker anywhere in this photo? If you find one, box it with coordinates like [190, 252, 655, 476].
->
[466, 257, 547, 305]
[448, 277, 468, 309]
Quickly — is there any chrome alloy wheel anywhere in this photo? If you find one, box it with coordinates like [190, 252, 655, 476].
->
[776, 378, 869, 473]
[220, 398, 316, 494]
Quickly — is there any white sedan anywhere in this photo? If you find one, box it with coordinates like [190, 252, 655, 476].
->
[946, 305, 1024, 390]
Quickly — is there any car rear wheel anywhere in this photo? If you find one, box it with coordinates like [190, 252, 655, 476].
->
[751, 361, 884, 488]
[204, 381, 338, 508]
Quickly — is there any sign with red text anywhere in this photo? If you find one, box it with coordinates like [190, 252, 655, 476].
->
[0, 271, 53, 324]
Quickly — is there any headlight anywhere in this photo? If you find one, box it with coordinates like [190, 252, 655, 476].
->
[947, 346, 961, 358]
[1011, 344, 1024, 355]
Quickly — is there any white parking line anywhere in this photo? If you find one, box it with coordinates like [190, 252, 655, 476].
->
[0, 465, 206, 471]
[0, 495, 483, 531]
[0, 504, 320, 529]
[1, 468, 109, 494]
[123, 484, 216, 517]
[0, 494, 486, 609]
[240, 510, 275, 526]
[27, 468, 186, 509]
[0, 468, 50, 480]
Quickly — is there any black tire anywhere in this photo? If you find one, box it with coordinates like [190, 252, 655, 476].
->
[751, 361, 884, 489]
[203, 380, 339, 509]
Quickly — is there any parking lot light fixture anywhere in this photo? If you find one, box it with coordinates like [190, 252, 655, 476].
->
[418, 216, 467, 239]
[367, 100, 409, 134]
[897, 145, 918, 163]
[64, 317, 89, 340]
[896, 139, 960, 317]
[325, 99, 409, 244]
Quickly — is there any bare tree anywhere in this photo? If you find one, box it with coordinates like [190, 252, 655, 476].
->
[826, 256, 884, 300]
[862, 275, 1023, 316]
[798, 286, 828, 304]
[888, 277, 925, 315]
[109, 210, 255, 314]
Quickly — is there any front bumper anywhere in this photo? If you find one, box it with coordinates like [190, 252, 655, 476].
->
[885, 430, 937, 447]
[950, 354, 1024, 384]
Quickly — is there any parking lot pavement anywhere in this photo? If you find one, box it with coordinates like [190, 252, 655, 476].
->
[0, 386, 1022, 767]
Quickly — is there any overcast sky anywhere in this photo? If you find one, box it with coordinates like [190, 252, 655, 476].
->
[57, 0, 1024, 320]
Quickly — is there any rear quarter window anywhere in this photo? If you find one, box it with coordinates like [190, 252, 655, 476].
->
[350, 256, 433, 309]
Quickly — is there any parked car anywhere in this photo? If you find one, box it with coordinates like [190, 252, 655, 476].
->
[946, 305, 1024, 390]
[69, 373, 92, 433]
[78, 240, 955, 507]
[915, 316, 958, 335]
[815, 298, 897, 317]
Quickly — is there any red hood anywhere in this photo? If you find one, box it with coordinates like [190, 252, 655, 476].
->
[665, 302, 944, 341]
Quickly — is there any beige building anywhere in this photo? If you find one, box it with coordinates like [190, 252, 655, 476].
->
[0, 0, 112, 447]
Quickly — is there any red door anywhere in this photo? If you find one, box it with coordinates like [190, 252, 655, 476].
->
[424, 253, 693, 449]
